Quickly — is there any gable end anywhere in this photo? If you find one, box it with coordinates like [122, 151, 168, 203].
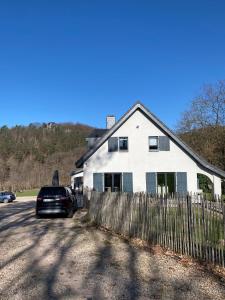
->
[75, 102, 225, 179]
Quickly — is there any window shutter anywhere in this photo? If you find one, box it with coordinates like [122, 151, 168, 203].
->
[122, 173, 133, 193]
[108, 137, 118, 152]
[176, 172, 187, 194]
[93, 173, 104, 192]
[146, 172, 156, 194]
[159, 136, 170, 151]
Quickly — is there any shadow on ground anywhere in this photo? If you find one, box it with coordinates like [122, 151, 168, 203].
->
[0, 200, 224, 299]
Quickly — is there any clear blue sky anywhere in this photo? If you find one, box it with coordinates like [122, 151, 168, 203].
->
[0, 0, 225, 129]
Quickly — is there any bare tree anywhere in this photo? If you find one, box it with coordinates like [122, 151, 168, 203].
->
[177, 80, 225, 171]
[177, 80, 225, 133]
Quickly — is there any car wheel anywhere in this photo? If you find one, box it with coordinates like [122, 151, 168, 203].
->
[36, 212, 41, 218]
[67, 209, 73, 218]
[4, 199, 9, 203]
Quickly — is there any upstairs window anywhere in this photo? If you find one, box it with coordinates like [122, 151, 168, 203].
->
[149, 136, 159, 151]
[119, 137, 128, 151]
[108, 137, 118, 152]
[108, 137, 128, 152]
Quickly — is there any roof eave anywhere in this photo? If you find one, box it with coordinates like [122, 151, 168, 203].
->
[70, 168, 83, 176]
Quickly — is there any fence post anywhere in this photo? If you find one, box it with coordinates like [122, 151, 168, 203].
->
[187, 194, 193, 257]
[222, 198, 225, 267]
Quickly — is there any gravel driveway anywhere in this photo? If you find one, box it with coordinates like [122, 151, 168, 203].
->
[0, 198, 225, 300]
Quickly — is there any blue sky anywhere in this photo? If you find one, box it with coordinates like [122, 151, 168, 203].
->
[0, 0, 225, 129]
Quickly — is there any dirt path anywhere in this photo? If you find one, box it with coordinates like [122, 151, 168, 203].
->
[0, 199, 225, 300]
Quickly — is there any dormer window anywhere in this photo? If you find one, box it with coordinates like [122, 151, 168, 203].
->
[119, 137, 128, 151]
[149, 136, 159, 151]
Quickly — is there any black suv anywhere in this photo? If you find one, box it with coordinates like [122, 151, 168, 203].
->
[36, 186, 77, 218]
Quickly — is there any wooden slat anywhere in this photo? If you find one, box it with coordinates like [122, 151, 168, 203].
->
[88, 191, 225, 267]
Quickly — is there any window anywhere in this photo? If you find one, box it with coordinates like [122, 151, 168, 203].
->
[149, 136, 159, 151]
[108, 137, 118, 152]
[104, 173, 122, 192]
[119, 137, 128, 151]
[104, 173, 112, 191]
[38, 187, 67, 197]
[108, 137, 129, 152]
[157, 173, 175, 194]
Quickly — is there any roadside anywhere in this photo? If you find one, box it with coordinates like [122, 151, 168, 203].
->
[16, 189, 39, 197]
[15, 196, 37, 201]
[0, 198, 225, 300]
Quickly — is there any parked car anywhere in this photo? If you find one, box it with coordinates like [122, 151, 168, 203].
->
[0, 191, 16, 203]
[36, 186, 77, 218]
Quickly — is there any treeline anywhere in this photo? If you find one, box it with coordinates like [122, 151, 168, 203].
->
[0, 123, 92, 191]
[177, 80, 225, 192]
[179, 125, 225, 171]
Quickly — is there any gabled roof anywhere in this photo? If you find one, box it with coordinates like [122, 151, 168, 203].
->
[75, 101, 225, 178]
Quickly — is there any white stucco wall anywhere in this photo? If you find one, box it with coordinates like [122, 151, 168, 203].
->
[83, 110, 222, 195]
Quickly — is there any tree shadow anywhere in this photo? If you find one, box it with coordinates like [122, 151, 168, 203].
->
[0, 200, 224, 299]
[0, 200, 84, 299]
[83, 207, 224, 300]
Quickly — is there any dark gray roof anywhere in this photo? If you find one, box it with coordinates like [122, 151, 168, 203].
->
[87, 128, 108, 138]
[76, 101, 225, 178]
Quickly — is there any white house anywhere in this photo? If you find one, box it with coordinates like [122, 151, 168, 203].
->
[73, 102, 225, 196]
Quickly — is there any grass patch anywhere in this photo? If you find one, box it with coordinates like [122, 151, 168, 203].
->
[203, 193, 225, 201]
[150, 206, 225, 247]
[16, 189, 39, 197]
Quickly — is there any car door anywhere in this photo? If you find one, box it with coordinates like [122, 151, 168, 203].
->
[3, 192, 10, 201]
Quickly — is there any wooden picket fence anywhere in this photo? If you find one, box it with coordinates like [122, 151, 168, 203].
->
[89, 191, 225, 267]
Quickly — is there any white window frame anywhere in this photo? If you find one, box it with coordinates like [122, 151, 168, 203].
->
[148, 136, 159, 151]
[119, 137, 128, 151]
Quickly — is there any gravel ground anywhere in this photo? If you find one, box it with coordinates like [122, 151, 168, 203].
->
[0, 198, 225, 300]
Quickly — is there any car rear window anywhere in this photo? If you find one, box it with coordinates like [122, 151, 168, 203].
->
[38, 187, 66, 197]
[5, 192, 13, 195]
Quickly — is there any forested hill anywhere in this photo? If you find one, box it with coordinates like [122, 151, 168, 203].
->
[0, 122, 224, 192]
[0, 123, 93, 191]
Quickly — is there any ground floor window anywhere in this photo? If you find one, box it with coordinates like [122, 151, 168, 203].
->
[157, 172, 175, 194]
[104, 173, 122, 192]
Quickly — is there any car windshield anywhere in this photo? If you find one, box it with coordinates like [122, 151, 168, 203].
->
[38, 187, 66, 197]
